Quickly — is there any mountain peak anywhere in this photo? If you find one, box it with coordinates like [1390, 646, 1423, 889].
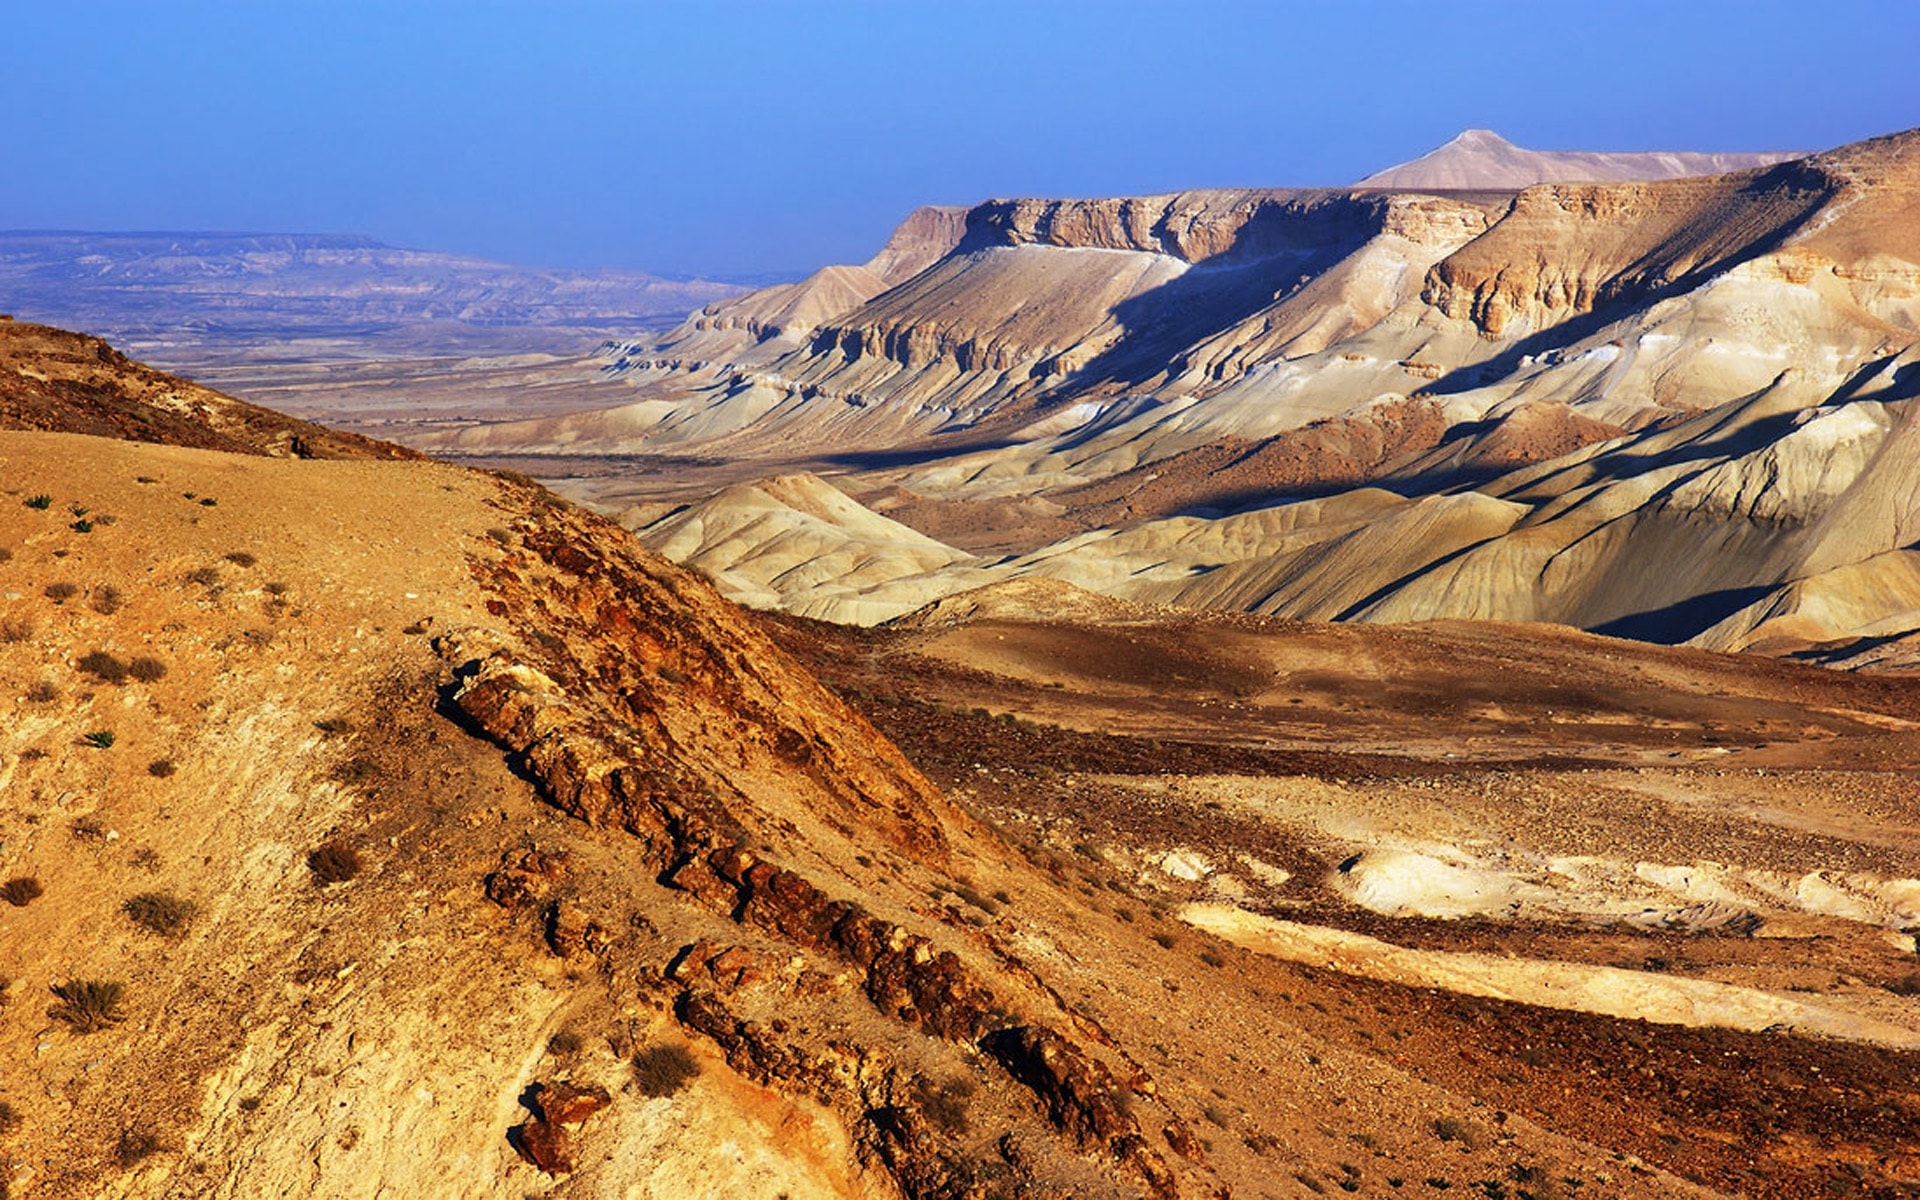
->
[1358, 131, 1799, 190]
[1448, 129, 1515, 149]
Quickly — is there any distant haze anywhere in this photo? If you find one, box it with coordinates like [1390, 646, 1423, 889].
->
[1, 0, 1916, 279]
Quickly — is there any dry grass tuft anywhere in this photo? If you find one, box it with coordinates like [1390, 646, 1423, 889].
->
[632, 1044, 701, 1097]
[123, 891, 197, 936]
[50, 979, 125, 1033]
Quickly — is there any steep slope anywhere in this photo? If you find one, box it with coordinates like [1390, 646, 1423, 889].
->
[0, 333, 1217, 1198]
[0, 318, 414, 460]
[1359, 128, 1800, 190]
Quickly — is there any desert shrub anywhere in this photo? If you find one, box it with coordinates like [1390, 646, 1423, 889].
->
[0, 546, 9, 562]
[70, 519, 94, 534]
[1, 877, 43, 907]
[0, 1099, 18, 1134]
[263, 581, 289, 596]
[1432, 1115, 1486, 1150]
[123, 891, 197, 936]
[82, 731, 116, 749]
[127, 657, 167, 683]
[24, 494, 52, 510]
[1199, 949, 1226, 968]
[1152, 931, 1178, 949]
[78, 650, 129, 684]
[183, 566, 220, 587]
[50, 979, 125, 1032]
[333, 755, 378, 784]
[90, 585, 125, 615]
[223, 551, 257, 567]
[0, 617, 33, 643]
[69, 504, 88, 517]
[114, 1128, 164, 1166]
[484, 527, 513, 545]
[547, 1030, 584, 1059]
[314, 716, 354, 734]
[911, 1075, 975, 1135]
[198, 497, 217, 507]
[632, 1044, 700, 1097]
[26, 680, 58, 703]
[148, 759, 176, 777]
[952, 885, 998, 915]
[44, 582, 78, 602]
[307, 841, 363, 885]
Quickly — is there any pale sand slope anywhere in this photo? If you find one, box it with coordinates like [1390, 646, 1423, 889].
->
[1182, 905, 1920, 1049]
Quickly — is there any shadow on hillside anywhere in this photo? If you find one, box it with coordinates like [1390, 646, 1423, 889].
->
[1593, 586, 1777, 644]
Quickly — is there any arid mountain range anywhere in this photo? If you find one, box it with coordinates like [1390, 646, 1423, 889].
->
[389, 127, 1920, 671]
[7, 316, 1920, 1198]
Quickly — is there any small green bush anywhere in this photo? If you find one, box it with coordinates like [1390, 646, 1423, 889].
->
[24, 495, 52, 510]
[70, 519, 94, 534]
[50, 979, 125, 1032]
[1, 877, 43, 907]
[124, 891, 197, 936]
[632, 1044, 700, 1097]
[82, 731, 116, 749]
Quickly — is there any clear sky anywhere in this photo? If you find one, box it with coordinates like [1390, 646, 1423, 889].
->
[3, 0, 1915, 280]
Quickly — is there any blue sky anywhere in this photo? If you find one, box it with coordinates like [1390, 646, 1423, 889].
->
[3, 1, 1915, 280]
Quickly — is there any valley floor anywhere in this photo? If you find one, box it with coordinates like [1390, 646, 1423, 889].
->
[767, 608, 1920, 1198]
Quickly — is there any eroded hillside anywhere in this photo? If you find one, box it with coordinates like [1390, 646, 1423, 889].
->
[395, 130, 1920, 660]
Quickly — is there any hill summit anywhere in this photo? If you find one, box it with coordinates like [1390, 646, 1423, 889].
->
[1358, 127, 1800, 189]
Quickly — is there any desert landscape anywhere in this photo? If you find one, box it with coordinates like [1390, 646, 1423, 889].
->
[5, 5, 1920, 1196]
